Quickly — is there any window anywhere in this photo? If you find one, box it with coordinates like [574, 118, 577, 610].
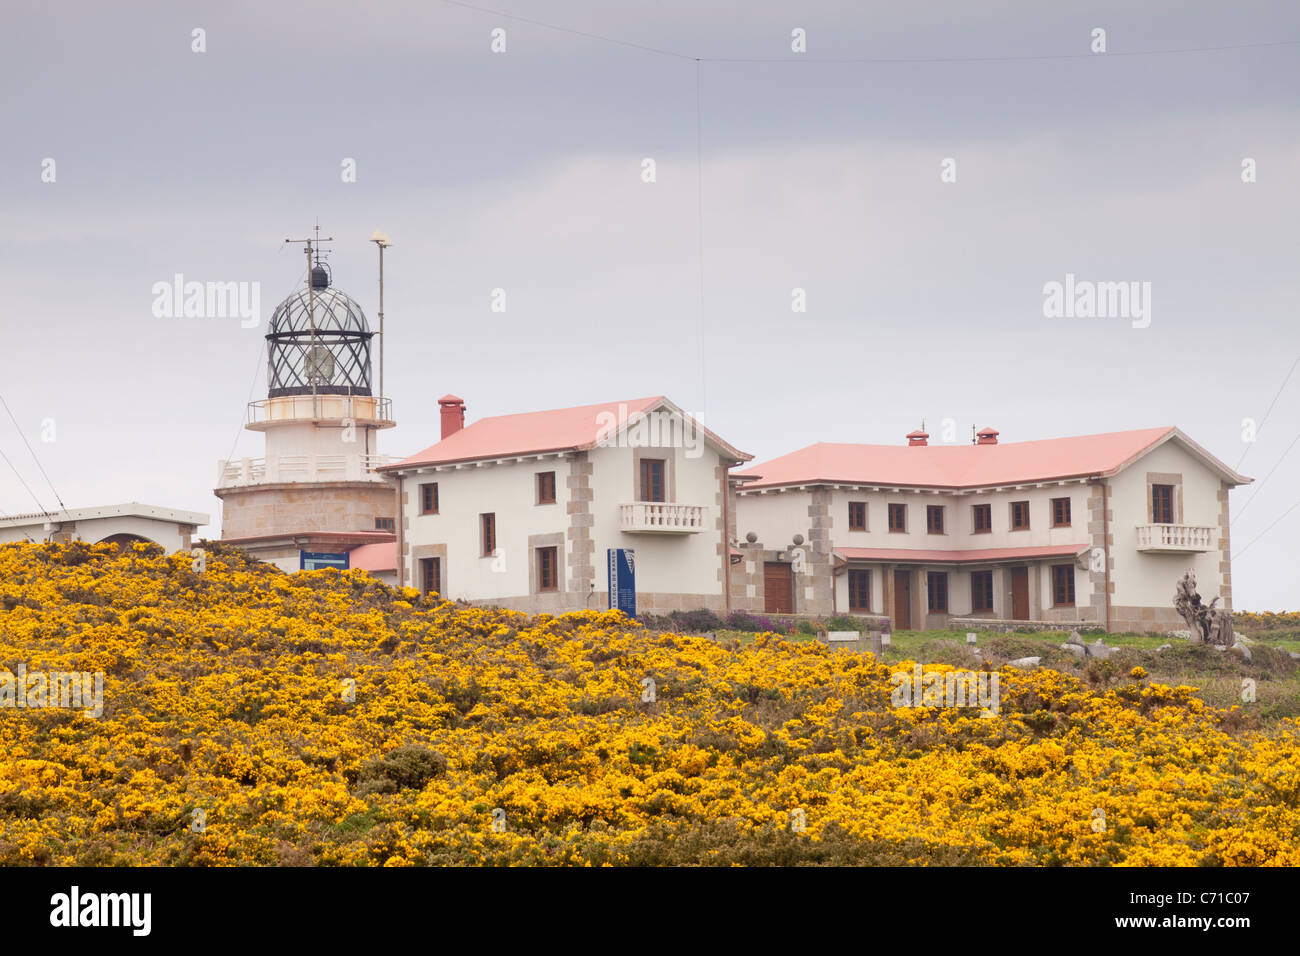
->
[1051, 497, 1071, 528]
[1152, 484, 1174, 524]
[374, 516, 395, 532]
[418, 557, 440, 596]
[888, 503, 907, 533]
[1051, 564, 1075, 607]
[538, 546, 559, 592]
[848, 501, 867, 531]
[480, 513, 496, 557]
[848, 569, 871, 611]
[640, 458, 666, 503]
[926, 505, 945, 534]
[971, 570, 994, 612]
[537, 471, 556, 505]
[419, 482, 439, 515]
[1010, 500, 1030, 530]
[927, 572, 948, 612]
[972, 503, 992, 534]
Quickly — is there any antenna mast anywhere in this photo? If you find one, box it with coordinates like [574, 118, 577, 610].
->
[370, 230, 393, 404]
[284, 225, 334, 419]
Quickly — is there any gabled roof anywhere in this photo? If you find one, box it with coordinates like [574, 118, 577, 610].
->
[735, 427, 1250, 491]
[382, 396, 751, 471]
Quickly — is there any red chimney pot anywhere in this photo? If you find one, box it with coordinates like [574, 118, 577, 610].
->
[439, 394, 466, 439]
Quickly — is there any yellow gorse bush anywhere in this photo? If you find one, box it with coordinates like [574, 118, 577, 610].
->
[0, 540, 1296, 866]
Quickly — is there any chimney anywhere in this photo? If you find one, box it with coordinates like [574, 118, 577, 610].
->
[439, 394, 466, 439]
[906, 428, 929, 447]
[976, 426, 999, 446]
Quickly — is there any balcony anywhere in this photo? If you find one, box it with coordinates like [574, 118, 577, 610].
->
[620, 502, 708, 534]
[1135, 523, 1216, 553]
[216, 453, 397, 489]
[246, 395, 394, 429]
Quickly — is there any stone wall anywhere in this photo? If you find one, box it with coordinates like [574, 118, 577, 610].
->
[218, 481, 395, 539]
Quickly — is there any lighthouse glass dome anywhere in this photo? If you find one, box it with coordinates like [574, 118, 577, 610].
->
[265, 275, 374, 397]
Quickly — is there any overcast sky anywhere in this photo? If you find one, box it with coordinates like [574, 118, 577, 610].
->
[1, 0, 1297, 609]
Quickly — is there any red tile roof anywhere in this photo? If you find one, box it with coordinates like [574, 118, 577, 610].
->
[736, 427, 1249, 490]
[836, 544, 1089, 564]
[384, 396, 751, 470]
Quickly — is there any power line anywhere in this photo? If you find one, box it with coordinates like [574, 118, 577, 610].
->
[1235, 427, 1300, 518]
[0, 501, 38, 543]
[0, 443, 49, 515]
[1236, 351, 1300, 469]
[696, 58, 706, 422]
[1234, 497, 1300, 560]
[0, 393, 71, 520]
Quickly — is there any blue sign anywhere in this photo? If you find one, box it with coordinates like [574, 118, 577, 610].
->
[608, 548, 636, 617]
[300, 551, 350, 571]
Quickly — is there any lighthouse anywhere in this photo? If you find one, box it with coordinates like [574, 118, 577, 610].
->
[215, 237, 397, 574]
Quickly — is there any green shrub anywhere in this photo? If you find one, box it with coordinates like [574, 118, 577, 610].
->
[356, 745, 448, 796]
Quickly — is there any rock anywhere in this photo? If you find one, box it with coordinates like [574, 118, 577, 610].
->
[1229, 643, 1252, 662]
[1290, 651, 1300, 660]
[1007, 656, 1041, 668]
[1155, 643, 1172, 652]
[1085, 639, 1113, 660]
[1060, 643, 1085, 656]
[1067, 630, 1085, 647]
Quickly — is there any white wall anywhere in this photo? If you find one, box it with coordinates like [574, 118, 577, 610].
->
[744, 482, 1097, 618]
[0, 515, 193, 552]
[1108, 440, 1225, 607]
[264, 421, 383, 460]
[588, 443, 724, 598]
[739, 483, 1093, 554]
[401, 454, 571, 601]
[398, 437, 728, 604]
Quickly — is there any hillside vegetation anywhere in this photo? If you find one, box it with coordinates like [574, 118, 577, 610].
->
[0, 541, 1296, 866]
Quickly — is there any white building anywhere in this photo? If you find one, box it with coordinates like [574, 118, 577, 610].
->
[0, 503, 208, 553]
[379, 396, 751, 613]
[730, 426, 1250, 633]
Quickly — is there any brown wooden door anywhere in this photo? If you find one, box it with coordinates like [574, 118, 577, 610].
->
[893, 570, 911, 629]
[1010, 567, 1029, 620]
[763, 562, 793, 614]
[420, 557, 441, 596]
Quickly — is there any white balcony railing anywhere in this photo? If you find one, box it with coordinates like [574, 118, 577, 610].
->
[620, 502, 708, 533]
[1135, 523, 1216, 553]
[216, 453, 397, 488]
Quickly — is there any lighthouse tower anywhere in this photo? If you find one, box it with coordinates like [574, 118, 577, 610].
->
[215, 250, 397, 573]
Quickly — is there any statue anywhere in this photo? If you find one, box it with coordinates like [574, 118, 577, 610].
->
[1173, 570, 1235, 647]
